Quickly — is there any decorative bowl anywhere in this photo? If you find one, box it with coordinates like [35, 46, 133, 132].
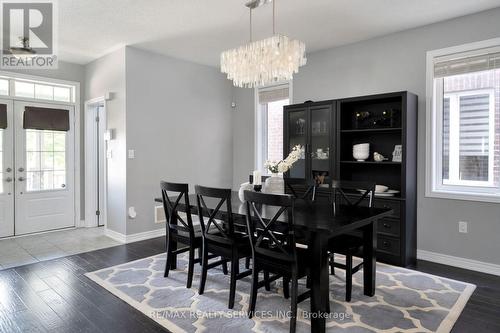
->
[353, 150, 369, 161]
[375, 185, 389, 193]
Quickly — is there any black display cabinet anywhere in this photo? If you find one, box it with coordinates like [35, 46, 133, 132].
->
[283, 91, 417, 267]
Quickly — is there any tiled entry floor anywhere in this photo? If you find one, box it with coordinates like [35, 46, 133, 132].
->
[0, 227, 121, 270]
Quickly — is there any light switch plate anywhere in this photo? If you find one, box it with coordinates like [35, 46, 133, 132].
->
[459, 221, 468, 233]
[128, 149, 135, 159]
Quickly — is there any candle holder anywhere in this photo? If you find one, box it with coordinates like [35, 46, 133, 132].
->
[253, 184, 262, 192]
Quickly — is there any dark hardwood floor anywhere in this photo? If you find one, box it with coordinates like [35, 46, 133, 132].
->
[0, 236, 499, 332]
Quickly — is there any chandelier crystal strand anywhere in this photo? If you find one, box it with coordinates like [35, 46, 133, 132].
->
[220, 0, 307, 88]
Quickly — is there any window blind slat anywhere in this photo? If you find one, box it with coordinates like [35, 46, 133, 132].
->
[258, 87, 289, 104]
[434, 51, 500, 77]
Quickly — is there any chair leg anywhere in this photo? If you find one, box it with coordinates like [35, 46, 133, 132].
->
[198, 247, 202, 266]
[248, 264, 259, 318]
[228, 254, 239, 309]
[245, 257, 251, 269]
[198, 246, 209, 295]
[164, 233, 173, 277]
[330, 255, 336, 276]
[346, 253, 353, 302]
[186, 247, 195, 288]
[264, 271, 271, 291]
[290, 271, 298, 333]
[222, 258, 228, 275]
[283, 276, 290, 299]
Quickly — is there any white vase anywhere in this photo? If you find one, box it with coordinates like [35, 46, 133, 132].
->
[264, 173, 285, 194]
[238, 182, 253, 202]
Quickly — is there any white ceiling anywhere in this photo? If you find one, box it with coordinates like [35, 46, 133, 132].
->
[59, 0, 500, 66]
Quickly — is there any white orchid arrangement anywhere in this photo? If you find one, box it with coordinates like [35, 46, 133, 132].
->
[265, 145, 302, 174]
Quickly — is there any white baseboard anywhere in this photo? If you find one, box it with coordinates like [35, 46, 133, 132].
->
[104, 228, 127, 243]
[126, 228, 165, 243]
[417, 249, 500, 276]
[104, 227, 165, 244]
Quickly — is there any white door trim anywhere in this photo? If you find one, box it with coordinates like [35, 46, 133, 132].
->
[84, 97, 107, 228]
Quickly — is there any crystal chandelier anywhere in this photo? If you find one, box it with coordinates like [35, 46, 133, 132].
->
[220, 0, 306, 88]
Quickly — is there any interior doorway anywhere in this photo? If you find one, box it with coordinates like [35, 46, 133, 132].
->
[85, 98, 107, 227]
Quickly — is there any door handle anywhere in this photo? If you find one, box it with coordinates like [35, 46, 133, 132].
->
[5, 177, 12, 182]
[18, 177, 25, 182]
[18, 167, 25, 172]
[6, 167, 12, 172]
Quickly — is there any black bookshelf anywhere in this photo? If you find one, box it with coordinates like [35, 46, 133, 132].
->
[283, 91, 417, 267]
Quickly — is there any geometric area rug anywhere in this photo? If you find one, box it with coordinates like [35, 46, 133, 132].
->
[85, 253, 475, 333]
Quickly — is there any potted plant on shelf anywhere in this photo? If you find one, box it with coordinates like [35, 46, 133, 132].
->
[264, 145, 302, 194]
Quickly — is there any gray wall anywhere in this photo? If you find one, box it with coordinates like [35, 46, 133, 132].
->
[125, 46, 233, 235]
[232, 87, 255, 189]
[232, 8, 500, 265]
[4, 60, 86, 220]
[85, 48, 127, 234]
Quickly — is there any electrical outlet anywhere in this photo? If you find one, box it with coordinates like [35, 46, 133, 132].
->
[458, 221, 468, 233]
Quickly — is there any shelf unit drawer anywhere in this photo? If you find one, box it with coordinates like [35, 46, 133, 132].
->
[377, 235, 400, 256]
[373, 199, 401, 218]
[377, 217, 400, 237]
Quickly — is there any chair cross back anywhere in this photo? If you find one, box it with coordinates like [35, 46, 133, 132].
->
[331, 180, 376, 210]
[245, 191, 296, 262]
[160, 181, 194, 234]
[195, 185, 234, 245]
[284, 178, 317, 201]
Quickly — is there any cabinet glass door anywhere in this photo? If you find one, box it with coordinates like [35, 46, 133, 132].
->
[287, 109, 307, 178]
[310, 107, 331, 183]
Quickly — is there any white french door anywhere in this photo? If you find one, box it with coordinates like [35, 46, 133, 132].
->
[14, 101, 75, 235]
[0, 99, 14, 238]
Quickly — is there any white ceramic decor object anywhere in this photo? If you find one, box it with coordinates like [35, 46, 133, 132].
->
[238, 182, 253, 202]
[264, 173, 285, 194]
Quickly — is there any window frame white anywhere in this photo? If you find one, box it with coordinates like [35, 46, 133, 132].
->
[426, 38, 500, 203]
[254, 81, 292, 174]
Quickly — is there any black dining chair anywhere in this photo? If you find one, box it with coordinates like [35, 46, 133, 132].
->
[244, 190, 311, 333]
[195, 185, 252, 309]
[161, 181, 208, 288]
[328, 180, 376, 302]
[284, 177, 318, 201]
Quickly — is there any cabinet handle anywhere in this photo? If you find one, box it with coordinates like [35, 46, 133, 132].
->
[383, 223, 391, 229]
[383, 241, 390, 247]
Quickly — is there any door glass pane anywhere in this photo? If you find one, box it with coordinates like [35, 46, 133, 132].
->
[0, 129, 3, 193]
[311, 107, 330, 183]
[0, 79, 8, 96]
[288, 110, 306, 178]
[15, 81, 35, 98]
[25, 129, 66, 191]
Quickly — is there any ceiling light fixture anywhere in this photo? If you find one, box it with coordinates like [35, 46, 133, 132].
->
[220, 0, 307, 88]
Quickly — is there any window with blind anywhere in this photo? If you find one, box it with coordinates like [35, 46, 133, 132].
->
[255, 84, 291, 174]
[426, 40, 500, 202]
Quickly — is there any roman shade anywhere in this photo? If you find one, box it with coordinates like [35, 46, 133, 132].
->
[0, 104, 7, 129]
[434, 50, 500, 78]
[258, 85, 289, 104]
[23, 106, 70, 131]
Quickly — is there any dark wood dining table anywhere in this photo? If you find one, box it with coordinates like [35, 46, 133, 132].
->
[155, 191, 392, 333]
